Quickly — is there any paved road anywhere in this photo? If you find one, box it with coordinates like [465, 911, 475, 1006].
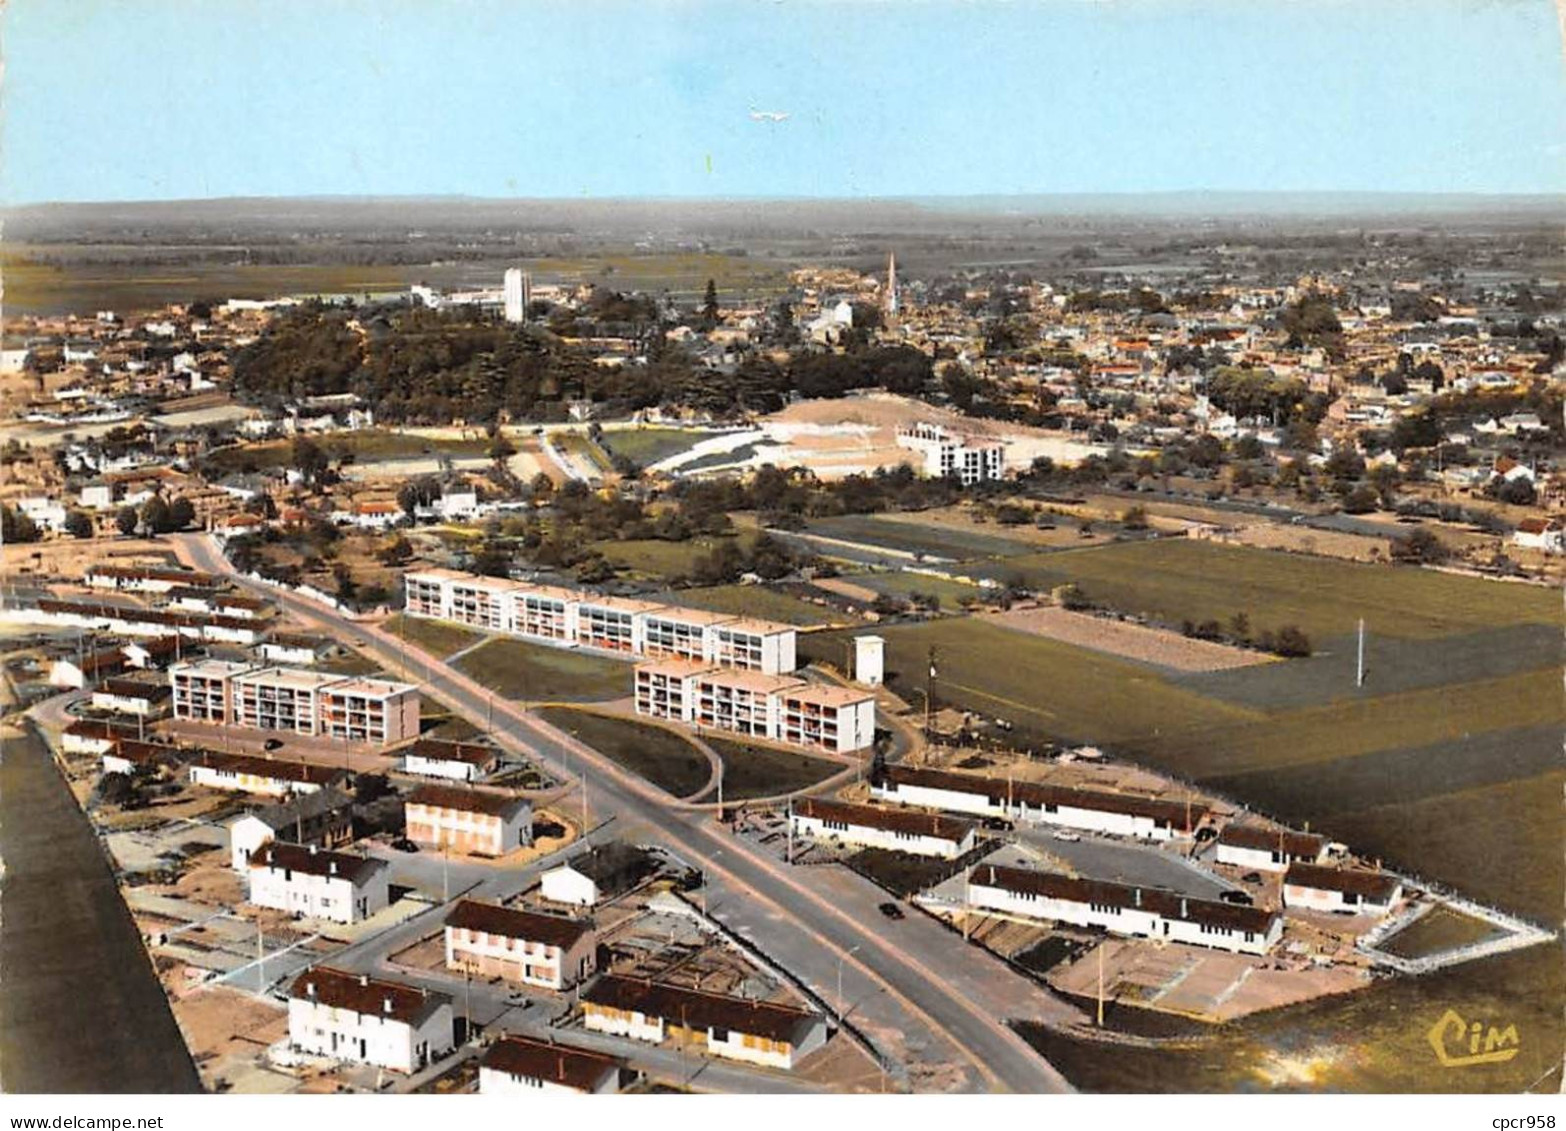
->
[176, 534, 1074, 1094]
[0, 720, 202, 1093]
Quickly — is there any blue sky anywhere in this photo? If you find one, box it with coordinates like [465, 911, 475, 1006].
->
[2, 0, 1562, 204]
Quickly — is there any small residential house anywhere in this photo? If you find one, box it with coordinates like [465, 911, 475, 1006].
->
[443, 900, 597, 989]
[478, 1035, 625, 1095]
[227, 787, 355, 871]
[1283, 862, 1403, 917]
[581, 975, 828, 1071]
[540, 843, 660, 907]
[247, 842, 389, 924]
[404, 785, 532, 857]
[1215, 823, 1330, 873]
[402, 738, 502, 783]
[288, 968, 453, 1073]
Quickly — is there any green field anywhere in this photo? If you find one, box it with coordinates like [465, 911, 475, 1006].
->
[808, 514, 1036, 561]
[1381, 906, 1505, 960]
[453, 638, 628, 702]
[382, 614, 484, 659]
[700, 737, 844, 801]
[205, 430, 490, 474]
[850, 570, 988, 607]
[968, 538, 1560, 641]
[536, 707, 711, 798]
[589, 534, 759, 581]
[553, 430, 614, 476]
[669, 584, 839, 626]
[599, 427, 708, 468]
[800, 618, 1257, 747]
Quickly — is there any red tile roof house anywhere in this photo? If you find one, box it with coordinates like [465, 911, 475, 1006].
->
[443, 899, 597, 990]
[581, 974, 828, 1071]
[479, 1035, 626, 1095]
[404, 785, 533, 857]
[287, 968, 453, 1073]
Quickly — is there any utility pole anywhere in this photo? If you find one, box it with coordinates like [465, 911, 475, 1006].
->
[580, 769, 588, 835]
[786, 798, 794, 864]
[256, 923, 265, 994]
[925, 645, 938, 738]
[1356, 617, 1366, 689]
[1096, 944, 1105, 1027]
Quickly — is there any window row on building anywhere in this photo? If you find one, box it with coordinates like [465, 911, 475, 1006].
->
[169, 659, 419, 746]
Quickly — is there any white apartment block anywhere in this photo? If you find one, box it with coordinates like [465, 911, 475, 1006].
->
[790, 797, 976, 859]
[635, 661, 876, 753]
[967, 864, 1283, 957]
[895, 421, 1006, 484]
[402, 569, 800, 674]
[288, 969, 453, 1074]
[168, 661, 419, 746]
[247, 843, 389, 924]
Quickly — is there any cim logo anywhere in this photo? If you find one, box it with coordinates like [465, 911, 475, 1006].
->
[1427, 1008, 1521, 1068]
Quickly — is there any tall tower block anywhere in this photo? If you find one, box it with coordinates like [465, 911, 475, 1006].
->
[885, 252, 899, 317]
[503, 268, 526, 323]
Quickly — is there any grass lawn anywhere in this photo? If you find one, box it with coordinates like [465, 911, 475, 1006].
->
[808, 514, 1036, 561]
[1016, 943, 1561, 1093]
[205, 430, 489, 475]
[453, 638, 628, 702]
[599, 427, 707, 468]
[382, 614, 484, 659]
[700, 737, 843, 801]
[799, 618, 1257, 747]
[535, 707, 711, 798]
[1381, 906, 1506, 960]
[553, 430, 614, 476]
[968, 538, 1560, 641]
[590, 533, 757, 581]
[670, 584, 838, 626]
[851, 571, 989, 607]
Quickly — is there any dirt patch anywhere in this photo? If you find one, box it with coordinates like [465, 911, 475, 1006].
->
[985, 605, 1273, 673]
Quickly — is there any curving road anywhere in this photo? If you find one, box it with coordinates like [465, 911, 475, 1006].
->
[174, 534, 1075, 1094]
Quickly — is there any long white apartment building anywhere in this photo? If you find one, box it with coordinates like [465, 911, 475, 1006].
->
[403, 569, 798, 674]
[169, 660, 419, 746]
[967, 864, 1283, 956]
[791, 797, 977, 859]
[634, 659, 875, 753]
[870, 764, 1209, 841]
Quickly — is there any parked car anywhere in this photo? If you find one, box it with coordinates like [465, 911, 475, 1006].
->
[1219, 890, 1254, 906]
[1052, 830, 1081, 843]
[878, 902, 905, 921]
[1241, 871, 1263, 884]
[390, 837, 419, 853]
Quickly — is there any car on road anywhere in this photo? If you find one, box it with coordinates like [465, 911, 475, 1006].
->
[1219, 890, 1254, 905]
[1051, 830, 1081, 842]
[390, 837, 419, 853]
[1241, 871, 1263, 884]
[878, 902, 905, 920]
[982, 816, 1014, 832]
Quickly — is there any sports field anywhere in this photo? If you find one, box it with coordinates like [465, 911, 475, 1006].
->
[964, 538, 1560, 641]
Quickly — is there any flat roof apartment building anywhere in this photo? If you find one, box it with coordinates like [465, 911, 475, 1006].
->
[168, 661, 418, 746]
[895, 421, 1006, 485]
[402, 569, 800, 675]
[405, 785, 533, 857]
[635, 661, 875, 753]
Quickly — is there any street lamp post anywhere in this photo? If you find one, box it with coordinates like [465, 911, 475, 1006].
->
[836, 945, 861, 1019]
